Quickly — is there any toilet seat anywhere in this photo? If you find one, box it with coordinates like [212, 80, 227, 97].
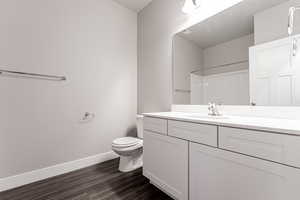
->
[112, 137, 143, 149]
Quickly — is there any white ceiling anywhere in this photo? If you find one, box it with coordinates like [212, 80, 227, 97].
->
[114, 0, 153, 12]
[179, 0, 289, 48]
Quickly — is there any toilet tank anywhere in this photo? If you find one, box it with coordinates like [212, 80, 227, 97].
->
[136, 115, 144, 139]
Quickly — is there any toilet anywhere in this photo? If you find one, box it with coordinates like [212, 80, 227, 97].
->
[112, 115, 144, 172]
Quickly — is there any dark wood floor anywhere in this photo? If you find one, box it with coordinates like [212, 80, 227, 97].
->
[0, 159, 173, 200]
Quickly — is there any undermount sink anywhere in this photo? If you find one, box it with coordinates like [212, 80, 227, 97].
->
[184, 115, 229, 120]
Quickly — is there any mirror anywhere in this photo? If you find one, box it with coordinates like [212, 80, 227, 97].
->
[173, 0, 300, 106]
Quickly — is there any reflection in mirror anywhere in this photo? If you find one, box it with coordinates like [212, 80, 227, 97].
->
[173, 0, 300, 106]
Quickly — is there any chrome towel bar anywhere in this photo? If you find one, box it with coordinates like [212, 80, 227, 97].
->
[190, 60, 248, 74]
[175, 89, 191, 93]
[0, 69, 66, 81]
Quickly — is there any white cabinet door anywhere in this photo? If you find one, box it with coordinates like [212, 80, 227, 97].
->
[292, 35, 300, 105]
[143, 130, 188, 200]
[250, 37, 294, 106]
[190, 142, 300, 200]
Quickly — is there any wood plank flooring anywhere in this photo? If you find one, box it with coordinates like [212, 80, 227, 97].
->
[0, 159, 173, 200]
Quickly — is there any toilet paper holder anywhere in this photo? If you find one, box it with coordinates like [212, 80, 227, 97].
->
[81, 112, 95, 122]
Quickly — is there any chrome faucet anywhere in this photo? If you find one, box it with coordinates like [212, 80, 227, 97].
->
[208, 103, 221, 116]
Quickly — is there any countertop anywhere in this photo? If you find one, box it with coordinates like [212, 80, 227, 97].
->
[143, 112, 300, 136]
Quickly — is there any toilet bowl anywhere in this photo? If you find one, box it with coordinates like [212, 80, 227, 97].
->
[112, 115, 144, 172]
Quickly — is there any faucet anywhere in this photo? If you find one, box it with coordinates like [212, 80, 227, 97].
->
[208, 103, 221, 116]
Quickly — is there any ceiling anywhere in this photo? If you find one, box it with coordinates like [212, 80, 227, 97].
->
[178, 0, 289, 48]
[114, 0, 153, 12]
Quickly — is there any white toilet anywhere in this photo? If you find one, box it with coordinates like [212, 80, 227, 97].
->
[112, 115, 144, 172]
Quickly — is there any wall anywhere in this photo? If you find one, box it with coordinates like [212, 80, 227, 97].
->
[254, 0, 300, 44]
[0, 0, 137, 178]
[191, 74, 204, 104]
[138, 0, 245, 113]
[203, 34, 254, 75]
[201, 70, 250, 105]
[173, 35, 203, 104]
[137, 0, 184, 113]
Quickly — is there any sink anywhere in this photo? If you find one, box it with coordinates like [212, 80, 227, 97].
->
[185, 115, 229, 120]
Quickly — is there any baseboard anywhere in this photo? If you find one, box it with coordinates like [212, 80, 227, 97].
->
[144, 171, 179, 200]
[0, 151, 119, 192]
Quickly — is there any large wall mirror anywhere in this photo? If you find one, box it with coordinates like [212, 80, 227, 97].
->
[173, 0, 300, 106]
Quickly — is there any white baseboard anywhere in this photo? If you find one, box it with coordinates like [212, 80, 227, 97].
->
[0, 151, 119, 192]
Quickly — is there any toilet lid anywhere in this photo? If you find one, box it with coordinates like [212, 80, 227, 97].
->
[112, 137, 141, 147]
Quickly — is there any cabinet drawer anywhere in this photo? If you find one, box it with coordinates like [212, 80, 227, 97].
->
[168, 120, 218, 147]
[219, 127, 300, 168]
[144, 117, 167, 135]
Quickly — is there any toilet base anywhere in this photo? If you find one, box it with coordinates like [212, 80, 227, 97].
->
[119, 153, 143, 172]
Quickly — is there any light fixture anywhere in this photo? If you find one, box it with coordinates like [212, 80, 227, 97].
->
[182, 0, 201, 14]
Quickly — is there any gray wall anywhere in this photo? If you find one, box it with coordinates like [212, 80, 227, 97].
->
[254, 0, 300, 44]
[173, 35, 203, 104]
[0, 0, 137, 178]
[138, 0, 186, 113]
[203, 34, 254, 75]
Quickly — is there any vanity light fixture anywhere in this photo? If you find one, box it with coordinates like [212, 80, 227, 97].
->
[182, 0, 201, 14]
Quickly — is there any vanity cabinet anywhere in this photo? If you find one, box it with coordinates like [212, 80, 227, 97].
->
[189, 142, 300, 200]
[143, 116, 300, 200]
[143, 130, 189, 200]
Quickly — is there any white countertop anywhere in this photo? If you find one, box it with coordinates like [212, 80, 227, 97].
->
[143, 112, 300, 136]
